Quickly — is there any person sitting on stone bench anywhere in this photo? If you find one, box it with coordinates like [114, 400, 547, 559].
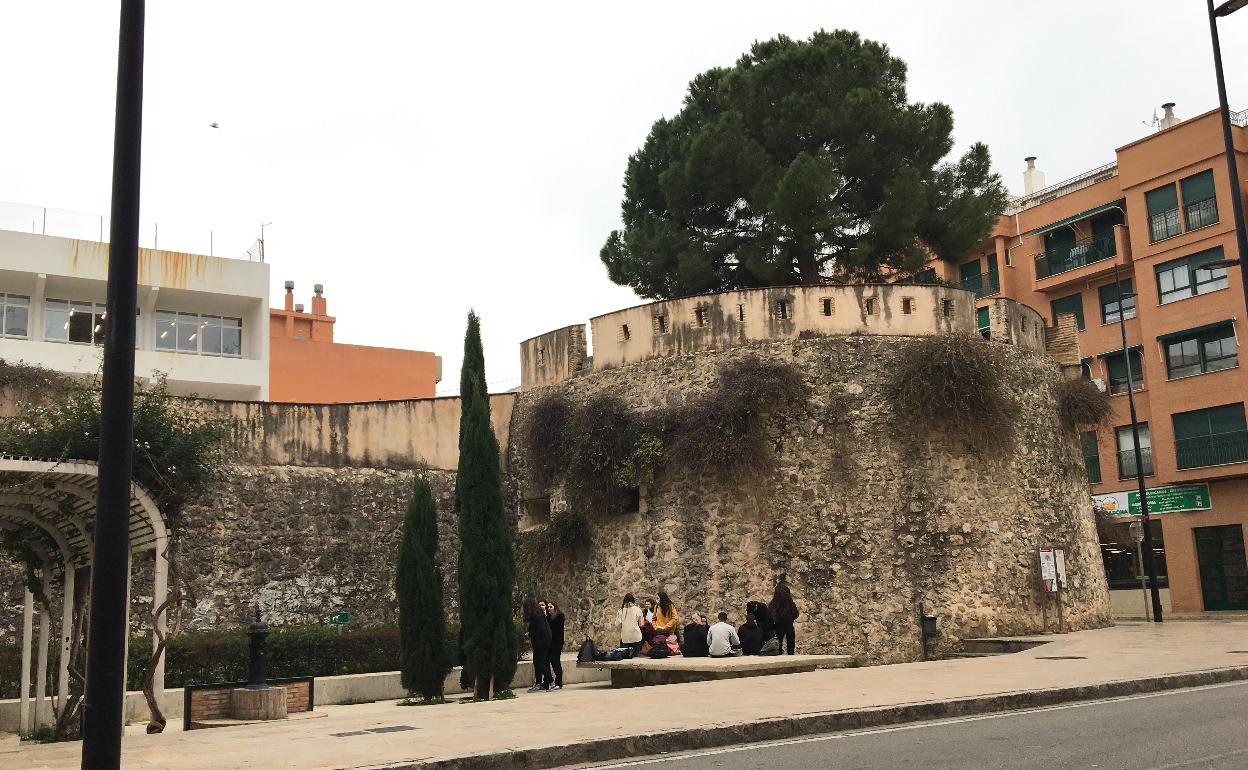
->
[738, 612, 765, 656]
[707, 612, 741, 658]
[681, 614, 710, 658]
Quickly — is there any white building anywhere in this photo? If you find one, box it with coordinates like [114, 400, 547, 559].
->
[0, 228, 269, 400]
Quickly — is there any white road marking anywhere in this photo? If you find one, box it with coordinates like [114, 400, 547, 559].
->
[581, 680, 1248, 768]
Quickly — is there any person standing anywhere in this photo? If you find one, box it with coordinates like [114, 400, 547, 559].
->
[706, 612, 741, 658]
[616, 593, 644, 656]
[768, 575, 800, 655]
[545, 600, 565, 691]
[525, 598, 552, 692]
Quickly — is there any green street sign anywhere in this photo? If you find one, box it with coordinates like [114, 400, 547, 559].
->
[328, 612, 351, 625]
[1128, 483, 1211, 515]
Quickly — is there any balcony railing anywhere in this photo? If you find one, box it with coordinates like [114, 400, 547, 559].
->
[1149, 208, 1182, 242]
[1117, 447, 1154, 479]
[1184, 197, 1219, 230]
[1035, 233, 1117, 279]
[960, 270, 1001, 298]
[1175, 430, 1248, 470]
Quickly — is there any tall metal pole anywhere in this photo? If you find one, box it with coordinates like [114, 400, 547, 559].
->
[81, 2, 145, 767]
[1208, 0, 1248, 313]
[1112, 262, 1163, 622]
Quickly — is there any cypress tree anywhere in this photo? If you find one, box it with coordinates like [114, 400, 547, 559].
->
[455, 311, 517, 699]
[396, 474, 450, 701]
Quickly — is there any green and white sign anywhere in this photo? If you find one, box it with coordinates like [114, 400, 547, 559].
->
[1095, 483, 1212, 517]
[328, 612, 351, 625]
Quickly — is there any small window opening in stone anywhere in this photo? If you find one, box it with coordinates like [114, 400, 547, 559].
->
[618, 487, 641, 514]
[519, 497, 552, 532]
[737, 304, 746, 322]
[902, 297, 915, 315]
[621, 323, 631, 341]
[694, 306, 708, 327]
[864, 297, 878, 316]
[776, 300, 791, 320]
[820, 297, 833, 316]
[654, 314, 669, 335]
[941, 299, 954, 318]
[536, 347, 546, 368]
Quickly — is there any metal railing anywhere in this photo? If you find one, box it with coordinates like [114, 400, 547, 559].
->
[1175, 430, 1248, 469]
[1232, 108, 1248, 128]
[1118, 447, 1154, 479]
[1148, 208, 1182, 242]
[1005, 162, 1118, 215]
[1084, 454, 1102, 484]
[0, 200, 263, 262]
[1184, 197, 1219, 230]
[960, 270, 1001, 298]
[1034, 233, 1117, 279]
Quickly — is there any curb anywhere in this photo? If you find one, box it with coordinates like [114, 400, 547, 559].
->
[375, 665, 1248, 769]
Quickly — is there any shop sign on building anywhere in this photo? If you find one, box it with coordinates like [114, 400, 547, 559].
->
[1093, 483, 1211, 517]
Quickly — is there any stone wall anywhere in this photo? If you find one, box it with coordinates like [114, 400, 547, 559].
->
[506, 335, 1112, 664]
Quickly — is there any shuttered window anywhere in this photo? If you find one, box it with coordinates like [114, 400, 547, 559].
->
[1156, 247, 1229, 304]
[1146, 183, 1181, 241]
[1103, 347, 1144, 394]
[1099, 279, 1135, 324]
[1173, 403, 1248, 469]
[1181, 170, 1218, 230]
[1051, 293, 1086, 331]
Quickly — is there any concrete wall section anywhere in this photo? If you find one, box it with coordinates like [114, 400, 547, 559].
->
[519, 325, 587, 390]
[986, 298, 1048, 354]
[269, 338, 440, 403]
[586, 285, 976, 371]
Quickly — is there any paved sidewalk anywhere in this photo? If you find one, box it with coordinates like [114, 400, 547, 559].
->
[5, 622, 1247, 769]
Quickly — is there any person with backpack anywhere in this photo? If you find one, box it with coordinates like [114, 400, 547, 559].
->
[545, 600, 565, 691]
[768, 575, 801, 655]
[524, 598, 552, 692]
[737, 613, 765, 655]
[615, 593, 644, 656]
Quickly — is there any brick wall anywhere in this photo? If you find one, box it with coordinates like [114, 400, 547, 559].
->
[186, 678, 312, 728]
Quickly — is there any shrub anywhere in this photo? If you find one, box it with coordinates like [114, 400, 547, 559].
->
[886, 333, 1016, 455]
[1054, 377, 1112, 429]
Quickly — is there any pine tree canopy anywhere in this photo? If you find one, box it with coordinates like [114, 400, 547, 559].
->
[396, 474, 450, 700]
[454, 311, 517, 698]
[600, 29, 1008, 299]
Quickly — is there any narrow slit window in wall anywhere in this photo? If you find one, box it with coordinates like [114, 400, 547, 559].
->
[820, 297, 833, 316]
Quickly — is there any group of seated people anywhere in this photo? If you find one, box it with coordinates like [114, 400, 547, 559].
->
[616, 582, 799, 659]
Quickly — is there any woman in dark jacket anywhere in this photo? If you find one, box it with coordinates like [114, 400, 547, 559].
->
[768, 575, 800, 655]
[681, 615, 710, 658]
[737, 613, 765, 655]
[545, 600, 566, 690]
[524, 598, 552, 692]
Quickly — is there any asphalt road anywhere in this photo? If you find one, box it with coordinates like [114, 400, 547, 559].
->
[574, 681, 1248, 770]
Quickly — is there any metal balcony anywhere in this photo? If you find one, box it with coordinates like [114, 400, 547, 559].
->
[1176, 430, 1248, 470]
[960, 270, 1001, 298]
[1117, 447, 1154, 479]
[1035, 234, 1117, 280]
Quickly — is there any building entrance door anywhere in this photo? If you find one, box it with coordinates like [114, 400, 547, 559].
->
[1194, 525, 1248, 611]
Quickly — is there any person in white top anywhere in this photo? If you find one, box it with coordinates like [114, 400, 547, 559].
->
[706, 612, 741, 657]
[615, 593, 645, 653]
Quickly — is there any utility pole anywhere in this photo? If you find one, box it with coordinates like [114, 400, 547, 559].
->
[81, 1, 145, 767]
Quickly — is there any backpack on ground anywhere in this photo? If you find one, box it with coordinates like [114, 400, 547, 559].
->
[759, 638, 781, 656]
[648, 646, 670, 659]
[577, 638, 598, 663]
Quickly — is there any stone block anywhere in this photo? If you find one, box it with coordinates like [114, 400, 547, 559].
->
[231, 687, 288, 721]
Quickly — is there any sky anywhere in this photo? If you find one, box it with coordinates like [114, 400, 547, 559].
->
[1, 1, 1246, 394]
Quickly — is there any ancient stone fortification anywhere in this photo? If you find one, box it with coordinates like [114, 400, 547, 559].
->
[507, 335, 1111, 664]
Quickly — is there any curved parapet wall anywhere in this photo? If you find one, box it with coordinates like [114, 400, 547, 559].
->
[986, 298, 1047, 354]
[588, 284, 975, 370]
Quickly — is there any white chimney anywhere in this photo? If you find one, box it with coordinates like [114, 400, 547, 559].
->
[1159, 102, 1180, 130]
[1023, 156, 1046, 195]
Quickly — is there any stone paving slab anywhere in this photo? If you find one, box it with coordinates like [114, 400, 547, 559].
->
[4, 622, 1247, 770]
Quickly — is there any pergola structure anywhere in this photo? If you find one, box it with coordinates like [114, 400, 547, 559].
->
[0, 456, 168, 734]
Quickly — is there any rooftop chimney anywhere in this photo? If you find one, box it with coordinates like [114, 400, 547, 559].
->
[294, 303, 305, 313]
[1159, 102, 1180, 130]
[313, 283, 323, 296]
[311, 283, 328, 316]
[1023, 156, 1046, 196]
[284, 280, 294, 311]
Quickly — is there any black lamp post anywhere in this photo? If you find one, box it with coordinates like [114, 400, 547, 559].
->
[1207, 0, 1248, 313]
[247, 606, 270, 690]
[1109, 262, 1163, 623]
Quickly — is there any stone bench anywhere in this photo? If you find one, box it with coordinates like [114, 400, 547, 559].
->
[184, 676, 314, 730]
[578, 654, 854, 688]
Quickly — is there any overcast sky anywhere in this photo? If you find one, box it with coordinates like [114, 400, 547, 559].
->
[2, 1, 1245, 394]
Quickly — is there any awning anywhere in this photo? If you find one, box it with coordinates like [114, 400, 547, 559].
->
[1094, 344, 1142, 358]
[1157, 319, 1235, 343]
[1027, 199, 1126, 237]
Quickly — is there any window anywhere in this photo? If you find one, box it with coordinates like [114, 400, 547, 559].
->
[915, 268, 937, 284]
[1103, 347, 1144, 394]
[901, 297, 915, 315]
[1080, 357, 1093, 380]
[1099, 280, 1136, 325]
[653, 314, 668, 335]
[976, 307, 990, 339]
[864, 297, 878, 316]
[1050, 293, 1086, 331]
[535, 347, 546, 368]
[941, 299, 954, 318]
[1173, 403, 1248, 469]
[1180, 169, 1218, 230]
[775, 299, 790, 320]
[736, 304, 745, 322]
[694, 305, 708, 327]
[820, 297, 833, 316]
[1116, 423, 1153, 479]
[155, 310, 242, 355]
[1081, 431, 1101, 484]
[1156, 248, 1229, 304]
[0, 294, 29, 338]
[45, 299, 106, 345]
[620, 323, 631, 341]
[1146, 183, 1181, 242]
[1164, 323, 1238, 379]
[1100, 519, 1167, 590]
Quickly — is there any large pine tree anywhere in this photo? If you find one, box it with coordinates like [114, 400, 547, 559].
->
[455, 311, 517, 699]
[396, 474, 450, 701]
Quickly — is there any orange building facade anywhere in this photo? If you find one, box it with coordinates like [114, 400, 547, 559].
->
[932, 106, 1248, 615]
[269, 282, 440, 403]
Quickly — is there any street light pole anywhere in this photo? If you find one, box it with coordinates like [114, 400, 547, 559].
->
[1207, 0, 1248, 312]
[81, 1, 145, 767]
[1110, 262, 1163, 622]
